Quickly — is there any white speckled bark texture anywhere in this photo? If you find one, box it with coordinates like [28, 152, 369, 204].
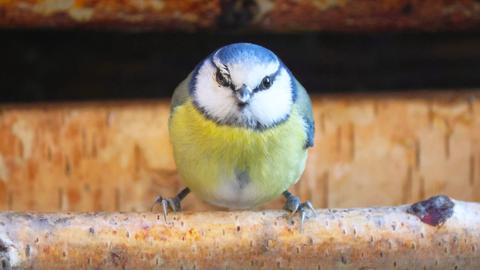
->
[0, 196, 478, 269]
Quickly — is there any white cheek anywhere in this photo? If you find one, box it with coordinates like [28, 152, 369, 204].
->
[194, 62, 237, 120]
[249, 69, 293, 126]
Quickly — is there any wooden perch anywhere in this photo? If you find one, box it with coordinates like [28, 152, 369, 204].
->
[0, 196, 479, 270]
[1, 0, 480, 32]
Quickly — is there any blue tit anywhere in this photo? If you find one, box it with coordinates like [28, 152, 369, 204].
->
[154, 43, 315, 226]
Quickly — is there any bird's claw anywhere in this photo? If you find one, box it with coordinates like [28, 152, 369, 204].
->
[151, 196, 182, 222]
[283, 193, 316, 232]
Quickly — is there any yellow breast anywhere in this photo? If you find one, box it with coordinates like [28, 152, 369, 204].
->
[169, 101, 308, 208]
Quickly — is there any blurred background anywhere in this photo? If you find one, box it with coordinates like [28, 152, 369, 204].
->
[0, 0, 479, 212]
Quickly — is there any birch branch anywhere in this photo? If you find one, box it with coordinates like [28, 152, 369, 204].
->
[0, 196, 479, 270]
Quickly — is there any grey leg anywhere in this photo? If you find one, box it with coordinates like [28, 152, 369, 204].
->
[283, 190, 316, 231]
[152, 187, 190, 222]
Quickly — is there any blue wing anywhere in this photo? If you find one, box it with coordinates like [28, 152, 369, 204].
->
[293, 78, 315, 148]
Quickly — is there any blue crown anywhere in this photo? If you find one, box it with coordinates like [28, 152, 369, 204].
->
[213, 43, 278, 65]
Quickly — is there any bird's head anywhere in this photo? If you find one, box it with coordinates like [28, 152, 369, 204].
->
[190, 43, 295, 129]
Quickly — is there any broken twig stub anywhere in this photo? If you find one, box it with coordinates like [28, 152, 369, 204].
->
[0, 197, 479, 269]
[407, 195, 455, 226]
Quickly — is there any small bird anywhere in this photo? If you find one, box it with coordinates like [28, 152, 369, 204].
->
[154, 43, 315, 227]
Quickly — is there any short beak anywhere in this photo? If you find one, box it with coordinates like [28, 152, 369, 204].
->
[235, 84, 251, 104]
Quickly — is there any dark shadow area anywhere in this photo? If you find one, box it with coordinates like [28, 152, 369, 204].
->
[1, 30, 480, 102]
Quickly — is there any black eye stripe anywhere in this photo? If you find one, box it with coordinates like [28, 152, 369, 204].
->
[261, 76, 271, 89]
[209, 55, 282, 93]
[215, 70, 232, 88]
[253, 67, 282, 93]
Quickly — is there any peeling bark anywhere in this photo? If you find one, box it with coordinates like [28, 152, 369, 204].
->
[0, 196, 479, 269]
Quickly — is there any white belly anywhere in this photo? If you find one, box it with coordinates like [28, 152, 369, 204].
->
[206, 171, 262, 209]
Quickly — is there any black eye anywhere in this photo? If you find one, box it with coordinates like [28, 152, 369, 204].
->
[216, 71, 230, 87]
[261, 76, 272, 89]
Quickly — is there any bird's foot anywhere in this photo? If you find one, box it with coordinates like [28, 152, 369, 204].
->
[152, 196, 182, 222]
[283, 191, 316, 232]
[151, 188, 190, 222]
